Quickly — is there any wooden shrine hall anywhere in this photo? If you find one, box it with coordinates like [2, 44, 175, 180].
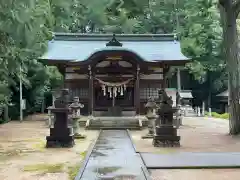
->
[41, 33, 189, 116]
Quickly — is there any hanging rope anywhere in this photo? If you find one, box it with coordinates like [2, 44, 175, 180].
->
[94, 77, 134, 87]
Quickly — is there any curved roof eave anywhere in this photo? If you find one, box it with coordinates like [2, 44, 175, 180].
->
[73, 47, 147, 63]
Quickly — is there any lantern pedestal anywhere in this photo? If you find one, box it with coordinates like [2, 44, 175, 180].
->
[69, 97, 85, 139]
[46, 109, 75, 148]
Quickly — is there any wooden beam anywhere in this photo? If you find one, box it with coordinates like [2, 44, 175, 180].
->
[135, 65, 140, 115]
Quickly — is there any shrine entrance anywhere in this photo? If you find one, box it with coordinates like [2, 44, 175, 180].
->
[92, 55, 138, 116]
[94, 77, 135, 114]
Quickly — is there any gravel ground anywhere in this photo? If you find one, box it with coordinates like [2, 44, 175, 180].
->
[131, 117, 240, 153]
[0, 114, 98, 180]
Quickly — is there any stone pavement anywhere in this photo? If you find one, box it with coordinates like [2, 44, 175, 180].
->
[141, 152, 240, 168]
[76, 130, 149, 180]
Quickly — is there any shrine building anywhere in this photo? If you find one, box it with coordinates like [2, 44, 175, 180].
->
[41, 33, 189, 116]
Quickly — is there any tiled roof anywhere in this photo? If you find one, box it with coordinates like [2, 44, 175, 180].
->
[40, 33, 189, 62]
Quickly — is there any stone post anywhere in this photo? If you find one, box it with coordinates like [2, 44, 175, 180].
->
[202, 101, 205, 116]
[208, 108, 212, 117]
[197, 107, 201, 116]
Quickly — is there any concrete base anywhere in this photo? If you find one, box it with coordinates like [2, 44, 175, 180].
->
[46, 136, 75, 148]
[46, 127, 75, 148]
[153, 126, 180, 147]
[153, 135, 180, 147]
[142, 134, 154, 139]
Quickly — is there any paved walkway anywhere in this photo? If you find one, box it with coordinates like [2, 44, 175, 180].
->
[141, 152, 240, 168]
[78, 130, 147, 180]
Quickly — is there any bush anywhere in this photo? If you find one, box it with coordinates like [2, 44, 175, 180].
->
[209, 112, 229, 120]
[220, 113, 229, 119]
[211, 112, 222, 118]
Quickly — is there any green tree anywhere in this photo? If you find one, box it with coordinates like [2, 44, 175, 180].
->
[0, 0, 62, 120]
[218, 0, 240, 135]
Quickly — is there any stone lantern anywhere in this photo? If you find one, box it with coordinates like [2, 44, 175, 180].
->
[46, 89, 74, 148]
[153, 89, 180, 147]
[69, 97, 85, 139]
[142, 97, 158, 139]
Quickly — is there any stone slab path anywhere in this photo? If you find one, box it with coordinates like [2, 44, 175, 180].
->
[78, 130, 148, 180]
[141, 152, 240, 169]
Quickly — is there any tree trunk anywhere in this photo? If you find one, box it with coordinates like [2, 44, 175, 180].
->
[219, 2, 240, 135]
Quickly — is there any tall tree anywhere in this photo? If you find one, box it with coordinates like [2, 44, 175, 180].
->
[181, 0, 224, 107]
[218, 0, 240, 134]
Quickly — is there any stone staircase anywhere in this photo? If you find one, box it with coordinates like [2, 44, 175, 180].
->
[85, 116, 143, 130]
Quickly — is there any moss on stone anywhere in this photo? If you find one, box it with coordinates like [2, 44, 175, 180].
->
[23, 163, 64, 174]
[67, 163, 81, 180]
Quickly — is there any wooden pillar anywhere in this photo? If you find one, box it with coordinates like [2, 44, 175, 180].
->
[163, 64, 169, 89]
[58, 65, 66, 88]
[88, 65, 93, 115]
[135, 65, 140, 115]
[177, 68, 181, 92]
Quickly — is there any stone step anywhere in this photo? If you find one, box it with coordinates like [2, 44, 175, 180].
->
[86, 118, 142, 130]
[86, 126, 142, 130]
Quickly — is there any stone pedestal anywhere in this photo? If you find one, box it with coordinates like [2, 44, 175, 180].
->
[142, 116, 156, 139]
[153, 125, 180, 147]
[46, 109, 75, 148]
[72, 117, 86, 139]
[46, 89, 75, 148]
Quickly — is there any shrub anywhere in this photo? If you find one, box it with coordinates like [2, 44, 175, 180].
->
[208, 112, 229, 120]
[220, 113, 229, 119]
[211, 112, 221, 118]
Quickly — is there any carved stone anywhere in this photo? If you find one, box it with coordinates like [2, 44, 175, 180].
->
[46, 89, 75, 148]
[69, 97, 86, 139]
[142, 97, 158, 139]
[153, 89, 180, 147]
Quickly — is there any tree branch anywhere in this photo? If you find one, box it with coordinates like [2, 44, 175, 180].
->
[233, 0, 240, 16]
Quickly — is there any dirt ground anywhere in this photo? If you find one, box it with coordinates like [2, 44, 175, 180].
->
[2, 115, 240, 180]
[0, 114, 98, 180]
[130, 117, 240, 180]
[130, 117, 240, 153]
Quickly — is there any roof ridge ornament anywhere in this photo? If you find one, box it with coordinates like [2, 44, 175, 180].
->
[106, 34, 123, 47]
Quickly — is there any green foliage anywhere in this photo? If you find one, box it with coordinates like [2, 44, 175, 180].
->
[206, 112, 229, 119]
[0, 0, 230, 118]
[181, 0, 224, 84]
[0, 0, 62, 119]
[221, 113, 229, 119]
